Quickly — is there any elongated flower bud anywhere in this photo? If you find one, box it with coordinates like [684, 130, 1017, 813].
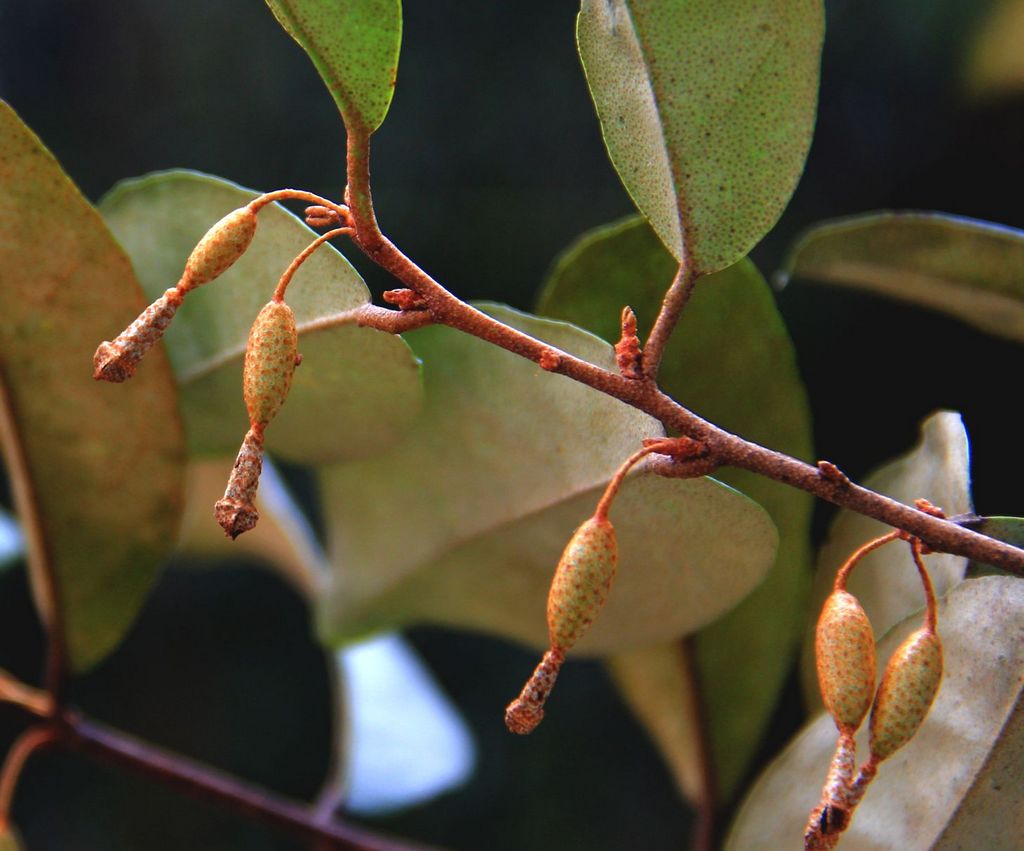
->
[93, 287, 183, 382]
[869, 627, 943, 761]
[547, 516, 618, 651]
[183, 206, 258, 289]
[243, 300, 299, 428]
[816, 590, 876, 731]
[505, 516, 618, 735]
[215, 427, 264, 539]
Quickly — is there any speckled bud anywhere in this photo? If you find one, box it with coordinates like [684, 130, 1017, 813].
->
[816, 590, 876, 730]
[183, 206, 258, 289]
[547, 516, 618, 651]
[869, 628, 943, 761]
[243, 300, 299, 428]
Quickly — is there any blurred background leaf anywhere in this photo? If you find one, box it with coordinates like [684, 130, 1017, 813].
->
[0, 101, 185, 673]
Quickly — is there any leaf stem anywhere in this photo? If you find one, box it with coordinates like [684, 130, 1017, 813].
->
[273, 228, 352, 302]
[341, 132, 1024, 577]
[681, 637, 718, 851]
[0, 368, 67, 708]
[643, 263, 698, 381]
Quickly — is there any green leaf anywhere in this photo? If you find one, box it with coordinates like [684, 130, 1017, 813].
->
[317, 304, 778, 653]
[576, 0, 823, 274]
[963, 0, 1024, 102]
[725, 576, 1024, 851]
[99, 171, 422, 465]
[0, 101, 185, 672]
[800, 411, 972, 708]
[967, 516, 1024, 578]
[265, 0, 402, 133]
[537, 216, 813, 799]
[779, 212, 1024, 342]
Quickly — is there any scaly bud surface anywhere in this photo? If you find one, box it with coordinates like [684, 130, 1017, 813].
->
[816, 590, 876, 731]
[869, 627, 943, 761]
[92, 287, 183, 382]
[243, 300, 299, 428]
[183, 206, 258, 289]
[547, 516, 618, 651]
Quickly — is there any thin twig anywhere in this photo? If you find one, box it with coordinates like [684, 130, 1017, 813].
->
[0, 726, 58, 829]
[0, 369, 67, 708]
[342, 132, 1024, 577]
[643, 263, 698, 381]
[63, 712, 432, 851]
[680, 637, 718, 851]
[0, 669, 52, 718]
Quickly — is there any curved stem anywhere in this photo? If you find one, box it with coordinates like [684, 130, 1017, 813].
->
[0, 726, 57, 828]
[342, 130, 1024, 578]
[594, 444, 666, 521]
[249, 189, 349, 221]
[834, 531, 902, 591]
[643, 263, 697, 381]
[273, 228, 352, 302]
[0, 369, 66, 708]
[910, 538, 939, 633]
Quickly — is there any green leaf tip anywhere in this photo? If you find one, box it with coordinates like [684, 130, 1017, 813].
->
[265, 0, 402, 133]
[577, 0, 824, 274]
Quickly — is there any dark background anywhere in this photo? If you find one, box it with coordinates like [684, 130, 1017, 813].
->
[1, 0, 1022, 848]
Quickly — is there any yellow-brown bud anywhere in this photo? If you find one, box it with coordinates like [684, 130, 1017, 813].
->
[869, 627, 943, 761]
[816, 590, 876, 731]
[243, 300, 299, 428]
[183, 206, 258, 289]
[547, 515, 618, 651]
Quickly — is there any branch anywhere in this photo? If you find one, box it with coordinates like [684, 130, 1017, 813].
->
[62, 712, 431, 851]
[0, 368, 67, 707]
[643, 263, 698, 381]
[342, 132, 1024, 577]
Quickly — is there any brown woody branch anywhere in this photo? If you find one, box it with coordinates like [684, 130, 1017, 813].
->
[344, 128, 1024, 577]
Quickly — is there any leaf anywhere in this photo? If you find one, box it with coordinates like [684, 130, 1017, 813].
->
[963, 0, 1024, 101]
[606, 643, 702, 804]
[317, 304, 778, 653]
[0, 101, 185, 672]
[100, 170, 422, 465]
[800, 411, 972, 708]
[778, 212, 1024, 343]
[576, 0, 824, 274]
[537, 216, 813, 799]
[264, 0, 402, 133]
[967, 516, 1024, 578]
[725, 576, 1024, 851]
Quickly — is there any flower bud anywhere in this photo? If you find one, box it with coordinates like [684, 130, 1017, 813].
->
[816, 590, 876, 730]
[183, 206, 258, 289]
[215, 427, 264, 539]
[243, 300, 299, 428]
[547, 515, 618, 651]
[869, 627, 943, 761]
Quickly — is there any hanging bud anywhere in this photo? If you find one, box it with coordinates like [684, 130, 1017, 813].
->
[183, 206, 258, 290]
[214, 428, 264, 539]
[816, 590, 876, 731]
[243, 300, 300, 428]
[505, 516, 618, 735]
[869, 627, 943, 762]
[93, 287, 183, 382]
[547, 516, 619, 651]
